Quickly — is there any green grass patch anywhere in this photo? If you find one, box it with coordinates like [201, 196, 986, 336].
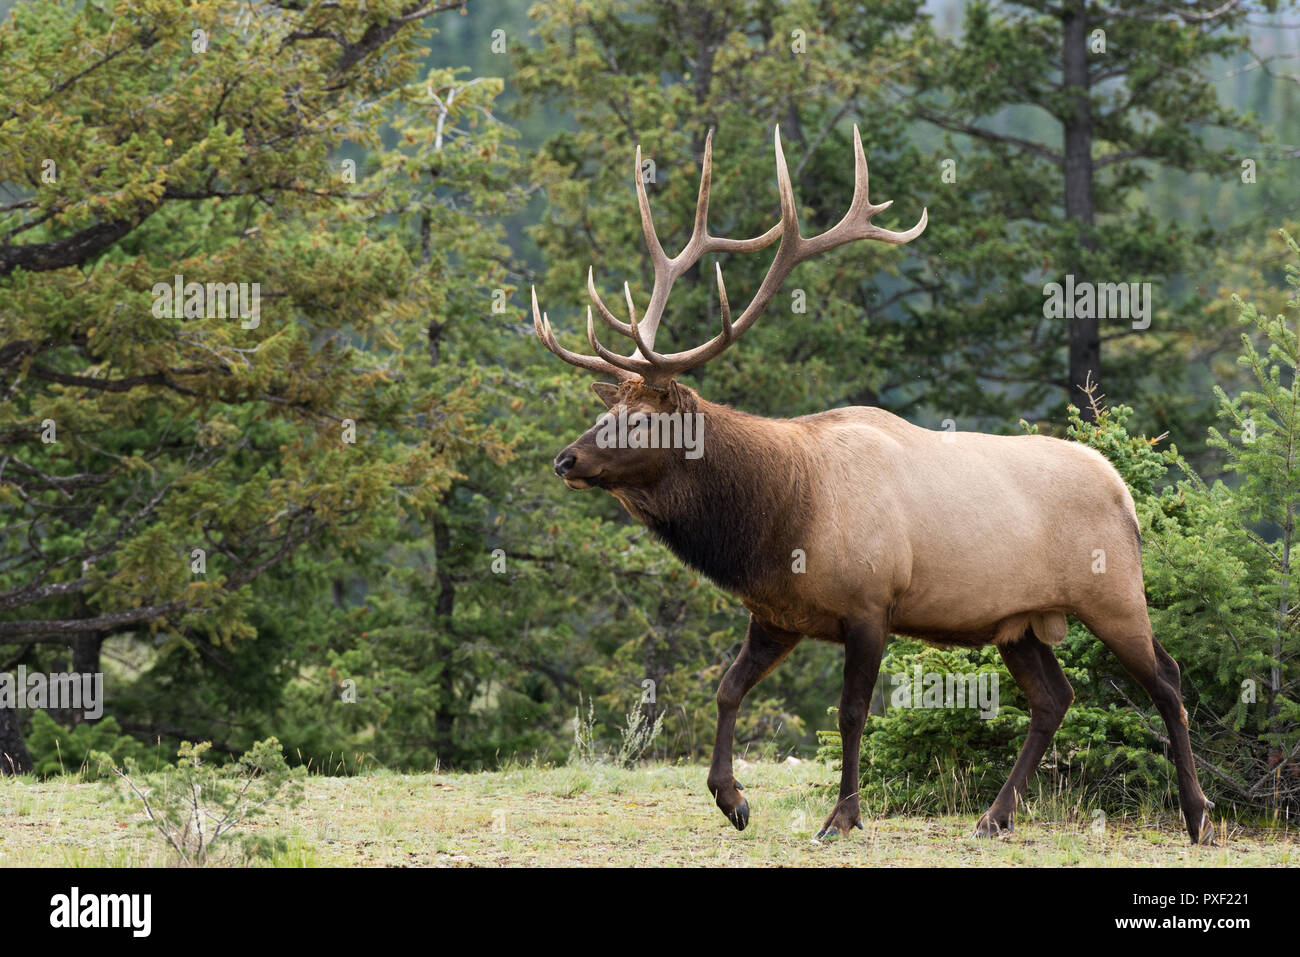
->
[1, 760, 1294, 867]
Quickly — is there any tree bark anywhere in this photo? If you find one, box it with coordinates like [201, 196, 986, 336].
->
[1062, 0, 1100, 419]
[0, 705, 32, 775]
[432, 499, 458, 760]
[62, 631, 104, 726]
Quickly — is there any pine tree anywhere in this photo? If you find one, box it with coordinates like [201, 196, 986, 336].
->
[0, 0, 508, 770]
[904, 0, 1275, 440]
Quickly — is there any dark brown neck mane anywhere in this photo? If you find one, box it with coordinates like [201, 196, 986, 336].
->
[610, 399, 811, 595]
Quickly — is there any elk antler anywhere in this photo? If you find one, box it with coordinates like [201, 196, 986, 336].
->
[532, 125, 927, 387]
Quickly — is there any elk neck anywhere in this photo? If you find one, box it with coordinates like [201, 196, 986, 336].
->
[610, 398, 813, 596]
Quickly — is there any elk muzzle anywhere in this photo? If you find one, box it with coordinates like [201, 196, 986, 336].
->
[553, 443, 599, 489]
[553, 450, 576, 477]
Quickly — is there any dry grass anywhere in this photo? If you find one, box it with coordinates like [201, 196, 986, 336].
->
[1, 760, 1295, 867]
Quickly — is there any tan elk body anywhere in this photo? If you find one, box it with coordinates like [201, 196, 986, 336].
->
[533, 127, 1214, 844]
[668, 400, 1139, 646]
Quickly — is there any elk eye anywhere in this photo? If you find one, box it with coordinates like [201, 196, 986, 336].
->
[628, 413, 647, 429]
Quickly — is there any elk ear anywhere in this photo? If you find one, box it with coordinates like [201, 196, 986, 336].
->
[591, 382, 620, 409]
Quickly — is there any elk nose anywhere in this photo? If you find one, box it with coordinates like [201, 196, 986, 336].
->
[553, 451, 577, 477]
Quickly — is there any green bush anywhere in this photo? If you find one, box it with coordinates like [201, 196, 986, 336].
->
[25, 711, 165, 779]
[95, 737, 305, 866]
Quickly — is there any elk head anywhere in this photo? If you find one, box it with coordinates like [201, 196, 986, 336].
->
[533, 126, 927, 490]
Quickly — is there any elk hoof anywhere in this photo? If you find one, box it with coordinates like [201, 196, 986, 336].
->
[815, 802, 863, 839]
[710, 777, 749, 830]
[814, 820, 863, 841]
[1192, 806, 1216, 846]
[726, 799, 750, 831]
[972, 809, 1013, 838]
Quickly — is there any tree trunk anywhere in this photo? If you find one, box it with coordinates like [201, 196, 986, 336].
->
[1269, 505, 1291, 794]
[432, 499, 458, 761]
[0, 704, 32, 775]
[1062, 0, 1100, 419]
[71, 632, 101, 676]
[42, 617, 105, 726]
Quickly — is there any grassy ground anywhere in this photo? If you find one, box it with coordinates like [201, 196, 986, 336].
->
[1, 759, 1295, 866]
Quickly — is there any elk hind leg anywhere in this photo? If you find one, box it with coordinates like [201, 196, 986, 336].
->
[974, 625, 1074, 838]
[1087, 615, 1214, 845]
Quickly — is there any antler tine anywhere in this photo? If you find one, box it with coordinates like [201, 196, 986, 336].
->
[623, 282, 659, 360]
[531, 286, 636, 380]
[588, 266, 633, 338]
[773, 125, 802, 243]
[690, 128, 713, 247]
[585, 306, 656, 375]
[848, 124, 890, 217]
[634, 144, 670, 272]
[714, 262, 734, 344]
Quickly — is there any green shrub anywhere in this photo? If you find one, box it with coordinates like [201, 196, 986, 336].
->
[94, 737, 305, 866]
[25, 711, 164, 779]
[570, 691, 665, 769]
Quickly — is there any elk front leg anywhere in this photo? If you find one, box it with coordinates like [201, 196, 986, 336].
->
[708, 616, 801, 830]
[817, 617, 886, 839]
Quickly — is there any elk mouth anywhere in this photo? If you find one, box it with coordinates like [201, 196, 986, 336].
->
[563, 471, 604, 490]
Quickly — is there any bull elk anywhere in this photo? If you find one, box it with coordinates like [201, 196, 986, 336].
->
[531, 126, 1214, 844]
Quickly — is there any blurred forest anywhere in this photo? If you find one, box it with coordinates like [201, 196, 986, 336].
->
[1, 0, 1298, 818]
